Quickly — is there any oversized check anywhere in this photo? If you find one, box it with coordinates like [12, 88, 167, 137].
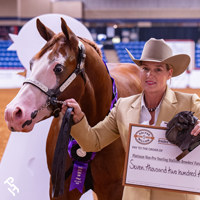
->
[123, 124, 200, 194]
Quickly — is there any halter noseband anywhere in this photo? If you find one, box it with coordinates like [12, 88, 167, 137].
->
[23, 40, 86, 118]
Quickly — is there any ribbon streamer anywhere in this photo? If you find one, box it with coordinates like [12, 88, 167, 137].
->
[69, 161, 88, 193]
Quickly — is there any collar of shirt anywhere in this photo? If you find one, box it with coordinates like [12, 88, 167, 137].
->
[139, 92, 164, 126]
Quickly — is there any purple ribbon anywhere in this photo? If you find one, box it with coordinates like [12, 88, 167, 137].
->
[102, 60, 118, 110]
[110, 76, 118, 110]
[68, 139, 77, 157]
[68, 140, 96, 193]
[69, 161, 88, 193]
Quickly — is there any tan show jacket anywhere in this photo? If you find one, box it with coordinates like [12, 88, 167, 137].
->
[71, 86, 200, 200]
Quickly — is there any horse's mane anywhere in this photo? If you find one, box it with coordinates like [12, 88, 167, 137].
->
[78, 37, 102, 59]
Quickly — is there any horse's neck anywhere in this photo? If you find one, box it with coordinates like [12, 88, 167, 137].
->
[80, 48, 113, 126]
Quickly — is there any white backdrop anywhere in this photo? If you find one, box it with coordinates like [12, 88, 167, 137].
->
[166, 40, 199, 88]
[0, 13, 93, 200]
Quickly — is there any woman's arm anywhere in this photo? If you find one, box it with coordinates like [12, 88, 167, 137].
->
[61, 98, 120, 152]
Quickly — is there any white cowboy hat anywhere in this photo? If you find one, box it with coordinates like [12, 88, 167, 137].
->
[126, 38, 190, 77]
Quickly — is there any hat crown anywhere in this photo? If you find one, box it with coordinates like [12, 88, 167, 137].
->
[125, 37, 190, 77]
[141, 38, 173, 62]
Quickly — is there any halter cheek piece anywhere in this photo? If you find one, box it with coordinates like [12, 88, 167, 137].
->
[22, 40, 86, 123]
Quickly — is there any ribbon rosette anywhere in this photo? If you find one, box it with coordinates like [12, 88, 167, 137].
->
[68, 140, 96, 193]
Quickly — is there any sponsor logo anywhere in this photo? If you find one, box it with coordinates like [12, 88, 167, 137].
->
[134, 129, 154, 145]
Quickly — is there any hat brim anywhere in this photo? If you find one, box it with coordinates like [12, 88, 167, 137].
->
[126, 48, 190, 77]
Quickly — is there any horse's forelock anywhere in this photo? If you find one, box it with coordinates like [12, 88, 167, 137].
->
[34, 35, 58, 59]
[35, 34, 102, 61]
[35, 33, 72, 60]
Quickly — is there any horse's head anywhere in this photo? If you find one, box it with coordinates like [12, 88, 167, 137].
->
[4, 18, 87, 132]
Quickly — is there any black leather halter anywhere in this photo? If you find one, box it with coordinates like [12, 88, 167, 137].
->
[23, 40, 86, 118]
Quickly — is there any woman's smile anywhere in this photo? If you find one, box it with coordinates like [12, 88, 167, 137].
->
[146, 80, 156, 85]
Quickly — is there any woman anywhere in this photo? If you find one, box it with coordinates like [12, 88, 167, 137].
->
[62, 38, 200, 200]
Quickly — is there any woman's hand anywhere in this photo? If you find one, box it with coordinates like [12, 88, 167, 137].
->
[61, 98, 84, 124]
[191, 120, 200, 136]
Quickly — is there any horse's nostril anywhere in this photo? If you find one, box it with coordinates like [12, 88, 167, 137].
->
[11, 127, 16, 132]
[15, 109, 22, 119]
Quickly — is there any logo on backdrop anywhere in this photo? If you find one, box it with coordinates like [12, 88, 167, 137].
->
[134, 129, 154, 145]
[4, 177, 19, 196]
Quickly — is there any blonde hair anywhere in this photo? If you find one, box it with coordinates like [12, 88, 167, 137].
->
[166, 64, 173, 71]
[166, 64, 173, 85]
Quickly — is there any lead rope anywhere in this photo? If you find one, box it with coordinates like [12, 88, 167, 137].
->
[51, 107, 74, 198]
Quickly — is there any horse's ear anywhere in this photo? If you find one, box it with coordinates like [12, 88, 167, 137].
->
[36, 18, 55, 41]
[61, 17, 75, 42]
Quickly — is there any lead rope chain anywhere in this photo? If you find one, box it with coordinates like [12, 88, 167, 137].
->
[31, 100, 67, 119]
[22, 100, 67, 128]
[53, 100, 67, 106]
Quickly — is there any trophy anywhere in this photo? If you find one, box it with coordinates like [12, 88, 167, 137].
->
[165, 111, 200, 160]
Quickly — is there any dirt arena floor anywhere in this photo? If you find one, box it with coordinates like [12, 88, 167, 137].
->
[1, 88, 200, 162]
[0, 89, 19, 162]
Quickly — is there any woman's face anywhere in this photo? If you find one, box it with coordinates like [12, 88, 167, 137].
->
[140, 61, 173, 94]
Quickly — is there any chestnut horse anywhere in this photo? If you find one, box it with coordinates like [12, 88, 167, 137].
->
[4, 18, 142, 200]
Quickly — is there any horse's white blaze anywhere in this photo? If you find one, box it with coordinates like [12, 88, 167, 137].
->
[4, 50, 68, 132]
[55, 53, 66, 66]
[30, 51, 57, 90]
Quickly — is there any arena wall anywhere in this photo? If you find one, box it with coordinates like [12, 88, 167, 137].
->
[1, 0, 200, 26]
[20, 0, 51, 18]
[52, 1, 83, 19]
[0, 0, 17, 17]
[84, 9, 200, 20]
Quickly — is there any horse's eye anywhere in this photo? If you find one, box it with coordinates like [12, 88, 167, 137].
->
[54, 64, 63, 75]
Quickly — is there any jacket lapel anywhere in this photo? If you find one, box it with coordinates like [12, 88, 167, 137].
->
[156, 86, 178, 126]
[127, 94, 142, 124]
